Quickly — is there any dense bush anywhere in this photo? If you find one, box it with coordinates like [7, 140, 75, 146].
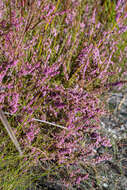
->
[0, 0, 127, 188]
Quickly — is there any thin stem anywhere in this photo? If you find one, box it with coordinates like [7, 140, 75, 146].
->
[0, 109, 23, 156]
[4, 111, 69, 130]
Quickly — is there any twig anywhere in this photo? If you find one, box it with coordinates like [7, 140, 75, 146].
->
[0, 109, 23, 156]
[4, 111, 69, 130]
[32, 118, 68, 130]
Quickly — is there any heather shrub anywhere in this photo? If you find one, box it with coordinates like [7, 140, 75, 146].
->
[0, 0, 127, 189]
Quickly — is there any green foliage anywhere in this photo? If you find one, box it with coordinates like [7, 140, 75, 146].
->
[97, 0, 117, 28]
